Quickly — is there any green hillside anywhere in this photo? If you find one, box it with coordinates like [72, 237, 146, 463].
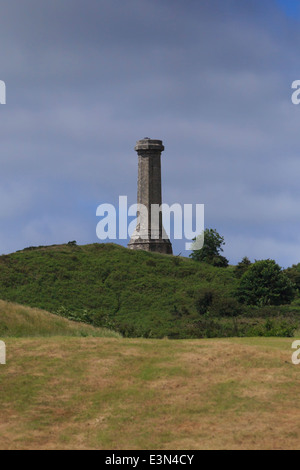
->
[0, 242, 299, 338]
[0, 299, 120, 338]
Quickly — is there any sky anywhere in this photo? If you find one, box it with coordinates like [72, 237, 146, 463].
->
[1, 0, 300, 267]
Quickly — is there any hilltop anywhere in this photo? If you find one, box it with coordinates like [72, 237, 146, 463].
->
[0, 242, 299, 338]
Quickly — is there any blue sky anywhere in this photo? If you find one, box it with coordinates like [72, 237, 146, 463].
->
[276, 0, 300, 18]
[1, 0, 300, 267]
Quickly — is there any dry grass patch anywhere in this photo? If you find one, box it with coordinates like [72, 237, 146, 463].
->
[0, 337, 299, 449]
[0, 299, 120, 338]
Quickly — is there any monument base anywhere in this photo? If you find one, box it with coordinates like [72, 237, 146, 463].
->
[128, 238, 173, 255]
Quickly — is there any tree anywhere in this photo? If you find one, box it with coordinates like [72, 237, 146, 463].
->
[189, 228, 229, 267]
[236, 259, 295, 306]
[284, 264, 300, 291]
[235, 256, 252, 278]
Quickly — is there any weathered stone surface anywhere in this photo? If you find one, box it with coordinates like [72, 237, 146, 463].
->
[128, 138, 173, 255]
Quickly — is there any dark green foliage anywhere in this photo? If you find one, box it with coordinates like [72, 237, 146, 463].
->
[0, 243, 238, 338]
[235, 256, 252, 278]
[211, 297, 243, 317]
[236, 259, 296, 306]
[183, 316, 298, 338]
[246, 319, 297, 338]
[195, 288, 215, 315]
[189, 229, 229, 267]
[285, 264, 300, 291]
[195, 288, 242, 317]
[211, 255, 229, 268]
[0, 243, 299, 338]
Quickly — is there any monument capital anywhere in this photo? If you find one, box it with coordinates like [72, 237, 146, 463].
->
[134, 138, 165, 153]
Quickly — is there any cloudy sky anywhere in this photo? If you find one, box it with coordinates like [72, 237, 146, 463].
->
[1, 0, 300, 267]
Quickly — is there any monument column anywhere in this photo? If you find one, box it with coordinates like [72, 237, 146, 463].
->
[128, 138, 173, 254]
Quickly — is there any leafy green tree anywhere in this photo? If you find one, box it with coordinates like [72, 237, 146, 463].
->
[235, 256, 252, 278]
[237, 259, 295, 306]
[284, 264, 300, 291]
[189, 228, 229, 267]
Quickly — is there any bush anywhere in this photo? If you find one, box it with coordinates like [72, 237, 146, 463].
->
[211, 297, 243, 317]
[190, 229, 229, 267]
[285, 264, 300, 291]
[236, 259, 296, 306]
[235, 257, 252, 278]
[247, 319, 297, 337]
[195, 289, 243, 317]
[195, 288, 215, 315]
[211, 255, 229, 268]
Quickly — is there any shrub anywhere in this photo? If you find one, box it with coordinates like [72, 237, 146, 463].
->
[195, 288, 216, 315]
[211, 255, 229, 268]
[235, 257, 252, 278]
[285, 264, 300, 291]
[236, 259, 296, 306]
[211, 297, 243, 317]
[190, 229, 229, 267]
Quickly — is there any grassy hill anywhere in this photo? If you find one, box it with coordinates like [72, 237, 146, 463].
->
[0, 299, 121, 338]
[0, 242, 299, 338]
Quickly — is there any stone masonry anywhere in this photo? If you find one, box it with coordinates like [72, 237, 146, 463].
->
[128, 138, 173, 254]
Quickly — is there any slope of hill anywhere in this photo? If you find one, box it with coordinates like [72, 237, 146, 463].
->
[0, 299, 120, 338]
[0, 243, 298, 338]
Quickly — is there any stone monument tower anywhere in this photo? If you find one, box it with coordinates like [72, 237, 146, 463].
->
[128, 138, 173, 254]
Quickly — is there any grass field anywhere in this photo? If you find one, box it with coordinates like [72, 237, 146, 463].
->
[0, 335, 299, 450]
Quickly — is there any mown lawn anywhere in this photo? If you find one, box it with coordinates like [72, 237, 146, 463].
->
[0, 336, 299, 450]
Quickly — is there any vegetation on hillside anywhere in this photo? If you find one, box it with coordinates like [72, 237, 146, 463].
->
[189, 228, 229, 267]
[0, 299, 120, 338]
[237, 259, 295, 306]
[0, 242, 299, 338]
